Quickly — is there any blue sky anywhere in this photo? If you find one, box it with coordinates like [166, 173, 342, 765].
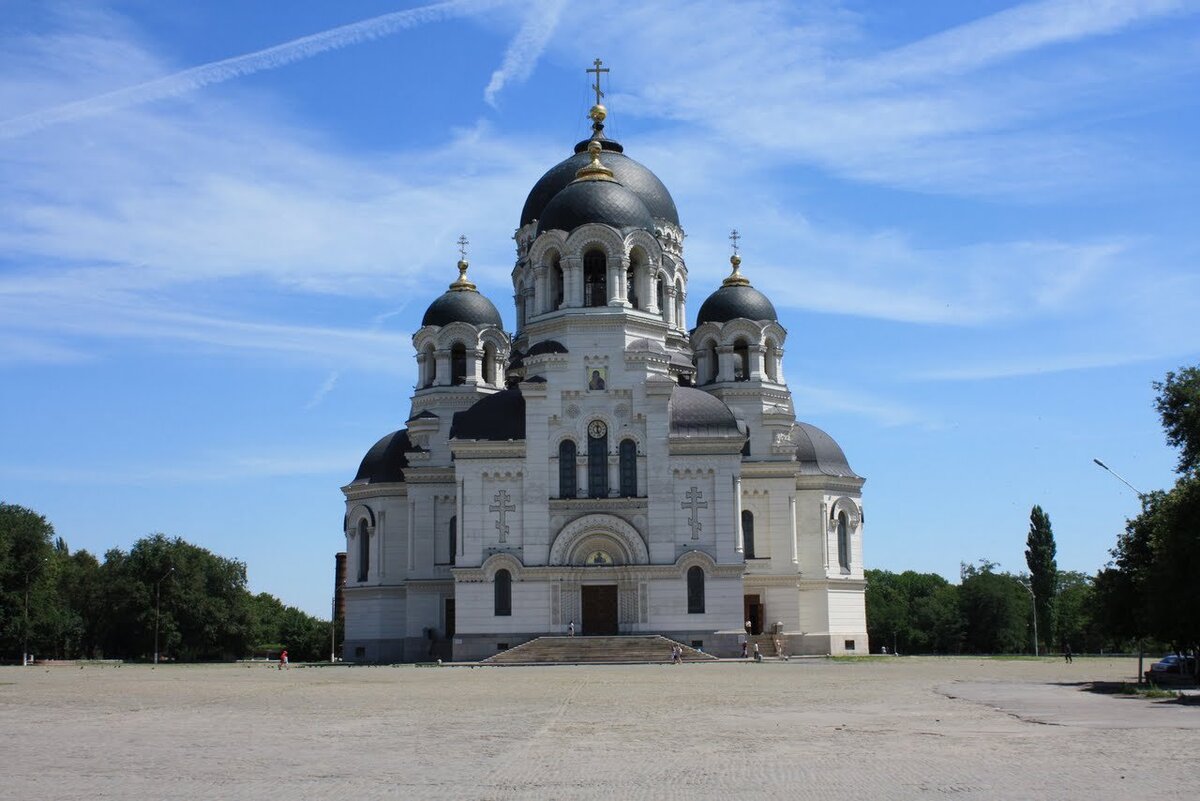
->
[2, 0, 1197, 617]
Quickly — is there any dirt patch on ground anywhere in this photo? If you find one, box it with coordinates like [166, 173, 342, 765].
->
[2, 657, 1195, 799]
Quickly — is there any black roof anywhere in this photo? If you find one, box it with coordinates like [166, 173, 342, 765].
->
[527, 339, 568, 356]
[668, 386, 741, 436]
[537, 179, 654, 236]
[450, 388, 526, 441]
[793, 422, 859, 477]
[521, 141, 679, 228]
[352, 429, 412, 484]
[695, 284, 778, 325]
[422, 289, 503, 328]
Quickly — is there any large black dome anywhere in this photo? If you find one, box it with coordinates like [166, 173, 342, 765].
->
[696, 284, 778, 325]
[421, 288, 503, 328]
[521, 139, 679, 229]
[536, 179, 655, 236]
[352, 429, 412, 484]
[793, 422, 859, 478]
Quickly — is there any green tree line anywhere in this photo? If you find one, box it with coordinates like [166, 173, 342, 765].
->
[869, 364, 1198, 660]
[0, 510, 332, 663]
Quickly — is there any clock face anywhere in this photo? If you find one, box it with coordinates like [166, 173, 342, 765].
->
[588, 420, 607, 438]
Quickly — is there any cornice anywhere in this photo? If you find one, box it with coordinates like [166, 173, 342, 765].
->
[342, 483, 409, 502]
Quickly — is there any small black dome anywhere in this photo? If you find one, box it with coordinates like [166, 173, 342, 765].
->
[537, 179, 654, 236]
[422, 289, 503, 328]
[696, 284, 778, 325]
[352, 429, 412, 484]
[668, 386, 741, 436]
[450, 388, 526, 441]
[793, 422, 859, 478]
[527, 339, 569, 356]
[522, 143, 678, 229]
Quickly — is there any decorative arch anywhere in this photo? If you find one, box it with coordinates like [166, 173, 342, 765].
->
[718, 319, 766, 347]
[528, 230, 568, 266]
[676, 548, 717, 573]
[346, 504, 376, 531]
[480, 552, 524, 580]
[830, 496, 862, 529]
[434, 321, 484, 351]
[549, 514, 649, 566]
[565, 224, 625, 263]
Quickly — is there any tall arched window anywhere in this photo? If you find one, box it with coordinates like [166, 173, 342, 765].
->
[837, 512, 850, 570]
[733, 339, 750, 381]
[451, 342, 467, 385]
[558, 440, 577, 499]
[742, 510, 756, 559]
[687, 566, 705, 614]
[619, 439, 637, 497]
[423, 344, 437, 387]
[587, 424, 608, 498]
[449, 515, 457, 566]
[552, 263, 564, 309]
[494, 569, 512, 616]
[656, 275, 665, 315]
[584, 250, 607, 307]
[356, 519, 369, 582]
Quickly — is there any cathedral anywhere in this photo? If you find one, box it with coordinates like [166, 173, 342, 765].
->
[340, 66, 867, 662]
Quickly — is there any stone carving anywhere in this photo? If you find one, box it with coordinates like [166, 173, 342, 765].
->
[566, 403, 581, 419]
[681, 486, 707, 540]
[490, 489, 516, 543]
[614, 403, 629, 419]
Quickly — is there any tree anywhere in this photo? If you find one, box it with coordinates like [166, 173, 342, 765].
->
[0, 503, 56, 661]
[1024, 505, 1058, 650]
[866, 569, 961, 654]
[958, 561, 1031, 654]
[1055, 571, 1100, 653]
[1154, 366, 1200, 475]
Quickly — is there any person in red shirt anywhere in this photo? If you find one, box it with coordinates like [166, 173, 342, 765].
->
[279, 649, 289, 670]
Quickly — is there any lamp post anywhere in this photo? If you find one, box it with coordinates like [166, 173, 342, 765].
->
[1016, 578, 1038, 657]
[154, 567, 174, 665]
[1093, 459, 1144, 498]
[22, 559, 46, 667]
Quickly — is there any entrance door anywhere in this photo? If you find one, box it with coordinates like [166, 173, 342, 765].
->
[581, 585, 619, 635]
[744, 594, 763, 635]
[444, 598, 456, 639]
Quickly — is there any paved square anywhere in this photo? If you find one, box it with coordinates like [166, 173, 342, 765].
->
[2, 657, 1195, 799]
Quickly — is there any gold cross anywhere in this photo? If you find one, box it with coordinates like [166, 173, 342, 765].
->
[729, 229, 741, 255]
[457, 234, 469, 260]
[586, 58, 609, 106]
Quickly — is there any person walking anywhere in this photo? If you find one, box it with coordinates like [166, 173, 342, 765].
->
[753, 642, 762, 663]
[279, 649, 289, 670]
[1064, 643, 1073, 664]
[568, 620, 575, 637]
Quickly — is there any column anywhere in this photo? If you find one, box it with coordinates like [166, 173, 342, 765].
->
[789, 496, 799, 566]
[434, 350, 451, 386]
[749, 346, 765, 380]
[457, 481, 465, 558]
[468, 348, 484, 386]
[733, 475, 744, 554]
[377, 510, 386, 579]
[533, 266, 546, 315]
[407, 499, 415, 570]
[716, 346, 734, 383]
[565, 256, 583, 307]
[664, 287, 677, 327]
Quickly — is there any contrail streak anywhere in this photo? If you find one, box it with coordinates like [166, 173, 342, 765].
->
[483, 0, 565, 107]
[0, 0, 506, 140]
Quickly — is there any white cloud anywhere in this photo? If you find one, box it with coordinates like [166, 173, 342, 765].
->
[483, 0, 565, 107]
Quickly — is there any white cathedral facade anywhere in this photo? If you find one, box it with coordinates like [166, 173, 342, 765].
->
[340, 84, 867, 662]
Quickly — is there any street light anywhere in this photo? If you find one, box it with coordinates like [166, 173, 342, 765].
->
[154, 567, 174, 665]
[1093, 458, 1144, 498]
[1015, 578, 1038, 657]
[22, 558, 47, 667]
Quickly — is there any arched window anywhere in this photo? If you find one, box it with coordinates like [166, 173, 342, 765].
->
[587, 424, 608, 498]
[449, 515, 457, 566]
[619, 439, 637, 497]
[837, 512, 851, 570]
[674, 279, 684, 327]
[627, 263, 638, 309]
[451, 342, 467, 385]
[516, 280, 526, 329]
[423, 344, 437, 387]
[356, 519, 369, 582]
[558, 440, 577, 499]
[703, 341, 718, 385]
[551, 262, 564, 309]
[494, 569, 512, 616]
[742, 510, 755, 558]
[687, 566, 705, 614]
[733, 339, 750, 381]
[584, 250, 607, 307]
[656, 275, 665, 315]
[482, 343, 496, 385]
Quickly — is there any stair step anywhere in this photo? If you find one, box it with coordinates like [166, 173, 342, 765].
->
[482, 635, 719, 665]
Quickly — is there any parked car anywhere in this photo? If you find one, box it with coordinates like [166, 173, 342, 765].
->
[1149, 654, 1196, 674]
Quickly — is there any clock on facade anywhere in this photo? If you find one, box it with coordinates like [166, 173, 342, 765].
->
[587, 420, 607, 438]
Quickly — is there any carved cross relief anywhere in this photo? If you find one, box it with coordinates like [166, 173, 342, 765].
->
[681, 486, 707, 540]
[490, 489, 516, 543]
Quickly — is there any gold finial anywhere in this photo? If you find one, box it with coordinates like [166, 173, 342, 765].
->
[585, 58, 610, 139]
[574, 138, 615, 182]
[449, 234, 477, 291]
[723, 229, 750, 286]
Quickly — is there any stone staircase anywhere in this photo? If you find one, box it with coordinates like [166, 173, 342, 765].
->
[482, 635, 719, 665]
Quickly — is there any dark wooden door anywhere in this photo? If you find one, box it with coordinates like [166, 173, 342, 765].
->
[744, 594, 763, 635]
[444, 598, 455, 639]
[581, 585, 618, 635]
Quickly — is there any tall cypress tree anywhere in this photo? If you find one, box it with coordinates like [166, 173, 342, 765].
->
[1025, 505, 1058, 651]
